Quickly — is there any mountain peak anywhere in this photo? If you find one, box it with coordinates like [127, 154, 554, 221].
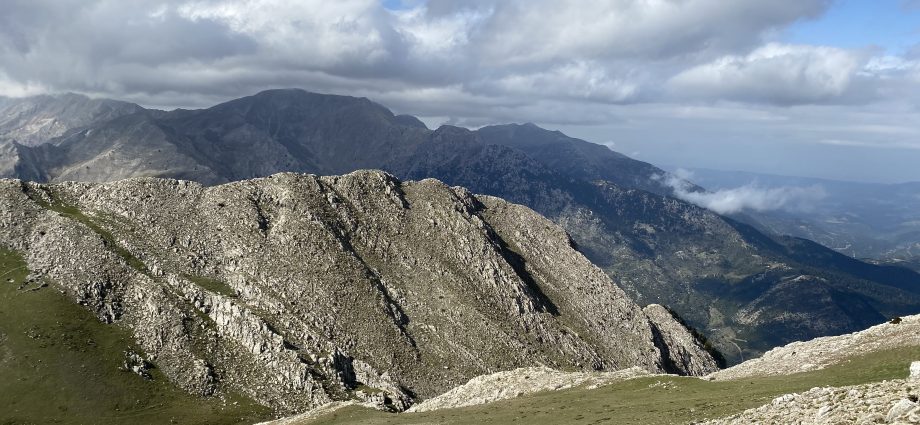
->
[0, 92, 142, 147]
[247, 88, 373, 105]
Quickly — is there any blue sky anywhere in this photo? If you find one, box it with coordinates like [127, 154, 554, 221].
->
[784, 0, 920, 53]
[382, 0, 422, 11]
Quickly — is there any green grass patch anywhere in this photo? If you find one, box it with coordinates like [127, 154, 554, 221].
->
[300, 345, 920, 425]
[0, 248, 271, 424]
[183, 274, 238, 298]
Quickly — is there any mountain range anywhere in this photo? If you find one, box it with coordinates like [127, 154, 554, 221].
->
[2, 89, 920, 364]
[1, 171, 717, 420]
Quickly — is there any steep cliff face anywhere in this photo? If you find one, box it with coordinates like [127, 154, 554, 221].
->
[0, 170, 715, 415]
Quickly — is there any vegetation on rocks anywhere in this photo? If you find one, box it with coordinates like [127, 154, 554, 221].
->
[0, 248, 270, 424]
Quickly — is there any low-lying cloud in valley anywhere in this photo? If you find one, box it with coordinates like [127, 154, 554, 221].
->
[657, 169, 826, 215]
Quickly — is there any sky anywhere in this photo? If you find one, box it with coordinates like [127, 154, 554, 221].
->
[1, 0, 919, 183]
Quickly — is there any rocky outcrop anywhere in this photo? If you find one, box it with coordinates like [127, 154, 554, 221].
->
[703, 314, 920, 423]
[708, 314, 920, 381]
[703, 374, 920, 424]
[407, 366, 652, 412]
[643, 304, 721, 375]
[0, 170, 716, 416]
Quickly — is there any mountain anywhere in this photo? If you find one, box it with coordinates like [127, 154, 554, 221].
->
[1, 90, 431, 184]
[0, 93, 142, 147]
[0, 93, 143, 182]
[670, 167, 920, 265]
[4, 89, 920, 364]
[0, 171, 717, 421]
[476, 123, 678, 195]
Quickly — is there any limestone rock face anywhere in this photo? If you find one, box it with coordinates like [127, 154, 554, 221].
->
[0, 170, 716, 415]
[643, 304, 721, 375]
[0, 93, 141, 147]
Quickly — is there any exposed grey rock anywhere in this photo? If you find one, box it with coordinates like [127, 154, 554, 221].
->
[407, 366, 652, 412]
[703, 377, 920, 424]
[0, 170, 716, 415]
[122, 350, 152, 379]
[708, 314, 920, 381]
[887, 398, 917, 422]
[643, 304, 720, 375]
[911, 361, 920, 382]
[703, 315, 920, 423]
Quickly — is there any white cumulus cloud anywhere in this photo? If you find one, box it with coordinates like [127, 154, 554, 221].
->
[657, 169, 827, 215]
[669, 43, 863, 104]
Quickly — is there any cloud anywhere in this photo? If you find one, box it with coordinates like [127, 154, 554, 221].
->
[668, 43, 863, 105]
[656, 169, 826, 215]
[1, 0, 920, 181]
[428, 0, 829, 65]
[0, 71, 47, 98]
[480, 61, 641, 103]
[0, 0, 910, 120]
[818, 138, 920, 150]
[0, 0, 835, 111]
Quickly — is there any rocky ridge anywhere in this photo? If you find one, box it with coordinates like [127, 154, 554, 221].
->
[709, 314, 920, 381]
[260, 314, 920, 424]
[700, 314, 920, 423]
[407, 366, 653, 412]
[0, 170, 716, 416]
[703, 370, 920, 424]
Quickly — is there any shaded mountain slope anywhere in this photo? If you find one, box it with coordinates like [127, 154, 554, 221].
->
[6, 89, 429, 184]
[0, 170, 716, 416]
[477, 122, 680, 195]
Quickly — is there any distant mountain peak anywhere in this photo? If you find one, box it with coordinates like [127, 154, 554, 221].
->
[0, 92, 142, 147]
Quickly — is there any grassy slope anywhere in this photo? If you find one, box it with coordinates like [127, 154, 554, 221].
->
[0, 248, 272, 424]
[301, 345, 920, 425]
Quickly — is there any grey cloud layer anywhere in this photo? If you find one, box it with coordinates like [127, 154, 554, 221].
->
[0, 0, 852, 111]
[2, 0, 920, 182]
